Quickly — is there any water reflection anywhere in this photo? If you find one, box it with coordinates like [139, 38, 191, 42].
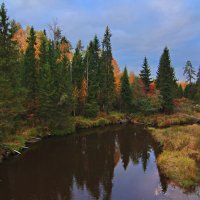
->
[0, 125, 198, 200]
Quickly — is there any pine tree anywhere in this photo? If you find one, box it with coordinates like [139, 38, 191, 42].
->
[99, 26, 115, 112]
[156, 47, 176, 113]
[23, 26, 38, 126]
[45, 39, 72, 133]
[39, 31, 47, 67]
[0, 3, 23, 138]
[139, 57, 151, 92]
[195, 66, 200, 102]
[72, 40, 84, 90]
[184, 60, 196, 84]
[85, 35, 100, 102]
[56, 54, 72, 132]
[120, 67, 132, 112]
[38, 35, 53, 125]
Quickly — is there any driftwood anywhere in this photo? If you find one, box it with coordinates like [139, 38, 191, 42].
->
[13, 150, 21, 155]
[27, 137, 41, 143]
[182, 114, 200, 125]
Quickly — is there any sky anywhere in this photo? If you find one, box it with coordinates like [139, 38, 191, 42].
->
[3, 0, 200, 80]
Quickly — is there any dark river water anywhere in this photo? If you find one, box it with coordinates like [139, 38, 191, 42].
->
[0, 124, 199, 200]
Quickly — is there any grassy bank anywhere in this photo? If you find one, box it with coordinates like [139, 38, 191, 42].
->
[131, 98, 200, 128]
[131, 113, 196, 128]
[0, 112, 127, 159]
[149, 124, 200, 189]
[74, 112, 126, 129]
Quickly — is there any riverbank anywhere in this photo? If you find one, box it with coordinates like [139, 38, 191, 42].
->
[148, 124, 200, 190]
[1, 110, 199, 161]
[131, 104, 200, 191]
[0, 112, 127, 162]
[131, 112, 200, 127]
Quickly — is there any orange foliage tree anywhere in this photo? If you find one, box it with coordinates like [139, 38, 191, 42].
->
[79, 78, 88, 105]
[12, 28, 27, 54]
[112, 58, 121, 96]
[129, 71, 135, 85]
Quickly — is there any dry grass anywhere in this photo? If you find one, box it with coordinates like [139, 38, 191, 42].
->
[150, 124, 200, 189]
[131, 113, 194, 128]
[74, 112, 126, 129]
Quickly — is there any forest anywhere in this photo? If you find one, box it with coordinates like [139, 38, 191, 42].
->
[1, 2, 199, 138]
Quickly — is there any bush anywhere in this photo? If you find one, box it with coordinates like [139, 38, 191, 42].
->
[95, 118, 110, 127]
[3, 135, 26, 152]
[132, 91, 162, 115]
[74, 117, 94, 129]
[107, 112, 126, 123]
[51, 118, 75, 136]
[83, 102, 99, 118]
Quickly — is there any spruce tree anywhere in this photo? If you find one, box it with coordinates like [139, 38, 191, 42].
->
[52, 38, 73, 132]
[0, 3, 23, 138]
[72, 40, 84, 90]
[140, 57, 151, 92]
[55, 54, 73, 134]
[23, 26, 38, 126]
[184, 60, 196, 84]
[120, 67, 132, 112]
[38, 35, 53, 125]
[85, 35, 100, 101]
[99, 26, 115, 112]
[156, 47, 176, 113]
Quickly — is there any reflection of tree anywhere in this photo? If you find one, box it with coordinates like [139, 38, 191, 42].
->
[72, 132, 116, 200]
[151, 138, 168, 193]
[117, 126, 152, 172]
[0, 125, 166, 200]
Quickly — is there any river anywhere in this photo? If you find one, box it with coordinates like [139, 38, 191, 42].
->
[0, 124, 199, 200]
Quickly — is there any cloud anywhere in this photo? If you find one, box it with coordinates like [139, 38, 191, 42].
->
[4, 0, 200, 79]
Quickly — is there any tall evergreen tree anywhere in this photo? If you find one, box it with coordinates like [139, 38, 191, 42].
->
[184, 60, 196, 84]
[139, 57, 151, 92]
[44, 39, 72, 133]
[23, 26, 38, 126]
[85, 35, 100, 101]
[71, 40, 85, 114]
[99, 26, 115, 112]
[38, 35, 53, 125]
[156, 47, 176, 113]
[120, 67, 132, 112]
[72, 40, 84, 90]
[54, 54, 73, 134]
[0, 3, 23, 138]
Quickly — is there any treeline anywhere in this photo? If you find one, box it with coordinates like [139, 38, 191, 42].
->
[0, 3, 200, 138]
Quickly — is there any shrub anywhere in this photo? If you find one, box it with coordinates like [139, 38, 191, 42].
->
[95, 118, 110, 127]
[84, 102, 99, 118]
[132, 92, 162, 115]
[3, 135, 26, 152]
